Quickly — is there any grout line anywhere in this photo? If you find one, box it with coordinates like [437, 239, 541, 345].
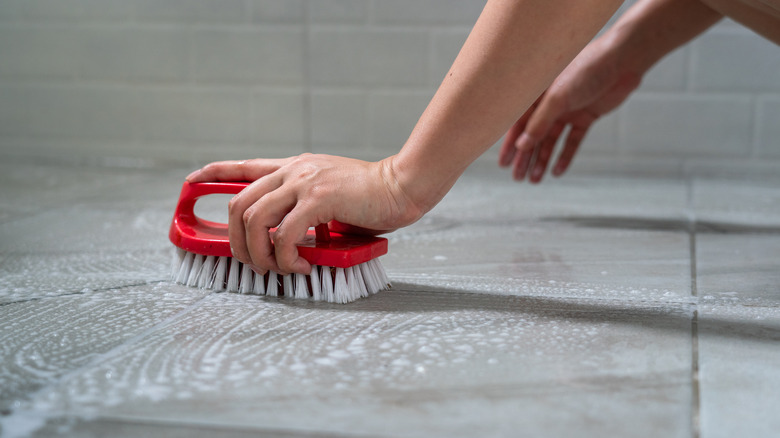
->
[686, 178, 701, 438]
[302, 1, 313, 154]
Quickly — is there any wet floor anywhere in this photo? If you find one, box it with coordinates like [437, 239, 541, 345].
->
[1, 159, 778, 437]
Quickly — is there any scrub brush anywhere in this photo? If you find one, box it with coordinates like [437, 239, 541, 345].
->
[169, 181, 391, 303]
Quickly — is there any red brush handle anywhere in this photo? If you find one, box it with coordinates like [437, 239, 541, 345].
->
[169, 181, 387, 268]
[169, 181, 249, 257]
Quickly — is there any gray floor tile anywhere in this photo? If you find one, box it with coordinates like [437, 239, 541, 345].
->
[696, 234, 780, 304]
[6, 160, 780, 437]
[696, 231, 780, 438]
[9, 291, 693, 438]
[430, 165, 688, 224]
[698, 304, 780, 438]
[0, 285, 210, 412]
[693, 178, 780, 230]
[387, 224, 691, 302]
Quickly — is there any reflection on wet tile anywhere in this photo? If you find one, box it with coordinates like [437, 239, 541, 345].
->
[388, 223, 690, 302]
[693, 178, 780, 228]
[696, 234, 780, 303]
[427, 166, 688, 224]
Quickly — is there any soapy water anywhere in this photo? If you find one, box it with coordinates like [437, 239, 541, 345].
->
[2, 284, 693, 433]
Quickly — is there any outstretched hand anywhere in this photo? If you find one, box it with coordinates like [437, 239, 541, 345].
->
[499, 35, 641, 183]
[186, 154, 422, 275]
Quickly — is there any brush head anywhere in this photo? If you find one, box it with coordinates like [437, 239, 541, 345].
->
[169, 181, 388, 268]
[168, 181, 391, 303]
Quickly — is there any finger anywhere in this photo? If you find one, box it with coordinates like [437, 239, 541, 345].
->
[499, 111, 533, 167]
[273, 207, 319, 275]
[242, 188, 296, 274]
[553, 124, 590, 177]
[186, 158, 291, 183]
[227, 173, 283, 269]
[521, 92, 568, 152]
[529, 122, 565, 184]
[511, 145, 534, 181]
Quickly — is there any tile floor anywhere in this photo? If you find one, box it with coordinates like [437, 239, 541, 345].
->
[0, 158, 778, 438]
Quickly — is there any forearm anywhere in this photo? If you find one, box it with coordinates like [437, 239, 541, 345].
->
[389, 0, 623, 213]
[610, 0, 723, 74]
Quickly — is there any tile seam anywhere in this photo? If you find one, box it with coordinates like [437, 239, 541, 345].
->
[687, 178, 701, 438]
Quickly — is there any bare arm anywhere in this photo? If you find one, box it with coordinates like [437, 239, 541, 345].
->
[390, 0, 624, 210]
[499, 0, 724, 182]
[189, 0, 623, 274]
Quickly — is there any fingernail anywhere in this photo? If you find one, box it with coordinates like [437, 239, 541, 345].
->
[532, 167, 542, 178]
[250, 264, 266, 275]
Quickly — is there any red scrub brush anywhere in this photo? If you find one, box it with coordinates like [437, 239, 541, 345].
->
[169, 181, 391, 303]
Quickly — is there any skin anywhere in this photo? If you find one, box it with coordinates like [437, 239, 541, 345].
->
[188, 0, 780, 275]
[502, 0, 780, 182]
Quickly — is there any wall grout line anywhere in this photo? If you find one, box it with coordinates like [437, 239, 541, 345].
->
[302, 1, 313, 154]
[686, 178, 701, 438]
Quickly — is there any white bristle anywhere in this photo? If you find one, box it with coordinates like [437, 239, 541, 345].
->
[282, 274, 293, 298]
[310, 265, 322, 301]
[333, 268, 348, 304]
[253, 271, 265, 295]
[176, 251, 194, 284]
[266, 271, 279, 296]
[213, 256, 228, 291]
[322, 267, 334, 302]
[353, 265, 369, 298]
[294, 273, 308, 299]
[359, 261, 378, 294]
[172, 248, 185, 279]
[199, 255, 216, 288]
[186, 254, 204, 287]
[239, 263, 254, 294]
[171, 249, 390, 303]
[226, 257, 241, 292]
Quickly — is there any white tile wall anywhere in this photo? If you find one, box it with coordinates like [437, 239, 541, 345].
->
[620, 94, 754, 157]
[0, 0, 777, 168]
[758, 97, 780, 159]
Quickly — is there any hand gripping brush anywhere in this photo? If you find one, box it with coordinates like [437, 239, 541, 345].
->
[169, 181, 391, 304]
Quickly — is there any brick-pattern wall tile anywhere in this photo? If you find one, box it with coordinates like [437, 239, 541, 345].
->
[309, 0, 368, 24]
[78, 27, 190, 82]
[368, 91, 433, 153]
[690, 32, 780, 93]
[309, 29, 428, 86]
[193, 29, 305, 85]
[639, 48, 688, 92]
[620, 94, 753, 157]
[0, 0, 778, 167]
[252, 0, 305, 24]
[430, 29, 470, 85]
[0, 0, 83, 22]
[0, 27, 82, 80]
[133, 88, 251, 143]
[133, 0, 249, 24]
[757, 97, 780, 159]
[252, 89, 305, 146]
[310, 90, 367, 153]
[372, 0, 483, 26]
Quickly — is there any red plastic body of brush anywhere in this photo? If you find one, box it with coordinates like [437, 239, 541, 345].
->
[169, 181, 388, 268]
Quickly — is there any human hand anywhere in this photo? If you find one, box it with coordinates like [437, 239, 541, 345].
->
[186, 154, 422, 275]
[498, 35, 642, 183]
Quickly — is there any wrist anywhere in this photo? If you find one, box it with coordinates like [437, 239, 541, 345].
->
[379, 153, 451, 225]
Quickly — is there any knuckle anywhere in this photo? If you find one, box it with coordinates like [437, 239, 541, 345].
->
[227, 196, 240, 216]
[242, 207, 255, 227]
